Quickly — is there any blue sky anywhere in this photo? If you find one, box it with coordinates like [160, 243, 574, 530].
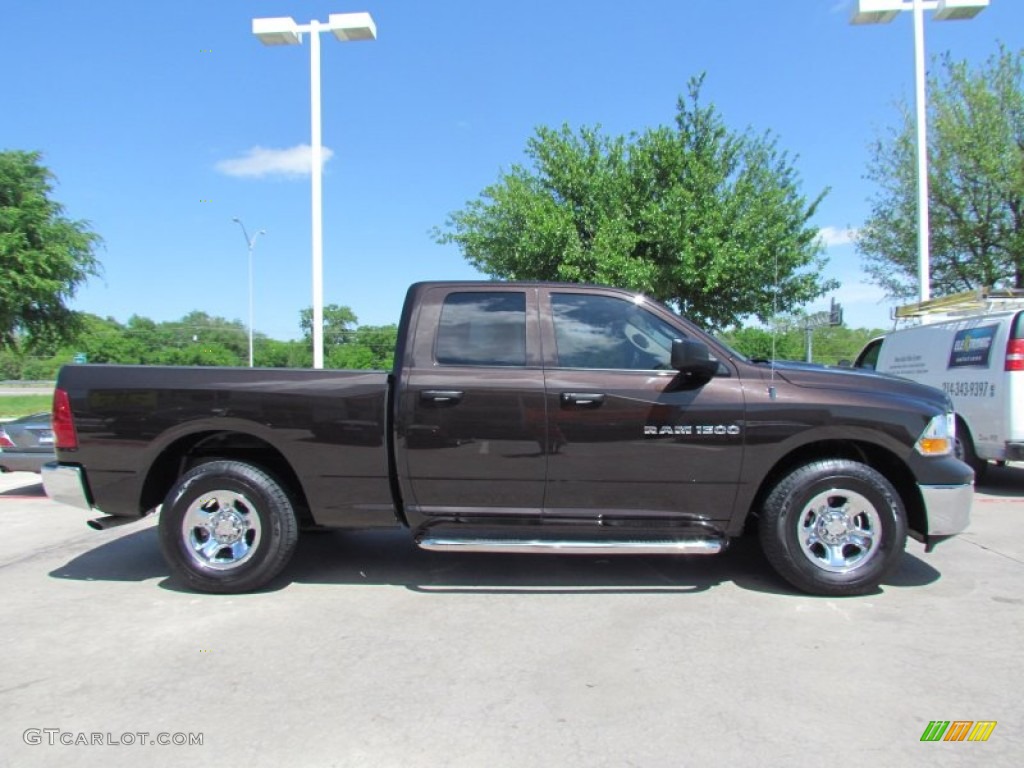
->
[3, 0, 1021, 340]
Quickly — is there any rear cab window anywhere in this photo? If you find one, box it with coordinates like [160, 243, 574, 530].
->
[435, 292, 527, 367]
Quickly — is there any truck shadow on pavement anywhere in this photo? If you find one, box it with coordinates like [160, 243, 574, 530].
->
[975, 462, 1024, 498]
[49, 525, 942, 597]
[0, 481, 45, 497]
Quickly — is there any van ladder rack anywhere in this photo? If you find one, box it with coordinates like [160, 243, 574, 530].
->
[895, 287, 1024, 319]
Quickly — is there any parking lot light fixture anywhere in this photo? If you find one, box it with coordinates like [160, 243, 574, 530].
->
[850, 0, 988, 303]
[232, 218, 266, 368]
[251, 12, 377, 369]
[252, 17, 302, 45]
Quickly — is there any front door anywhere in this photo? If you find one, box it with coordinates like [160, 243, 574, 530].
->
[540, 289, 745, 523]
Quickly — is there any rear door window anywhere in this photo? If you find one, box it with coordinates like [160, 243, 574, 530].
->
[435, 292, 527, 366]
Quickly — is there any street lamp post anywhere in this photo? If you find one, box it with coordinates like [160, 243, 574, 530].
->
[851, 0, 989, 304]
[251, 12, 377, 369]
[232, 218, 266, 368]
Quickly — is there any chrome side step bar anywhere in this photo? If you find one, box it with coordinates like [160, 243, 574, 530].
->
[417, 537, 725, 556]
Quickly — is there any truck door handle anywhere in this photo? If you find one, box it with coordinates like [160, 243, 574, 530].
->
[561, 392, 606, 409]
[421, 390, 464, 406]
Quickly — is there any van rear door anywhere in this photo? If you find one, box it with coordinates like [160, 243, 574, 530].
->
[1006, 311, 1024, 453]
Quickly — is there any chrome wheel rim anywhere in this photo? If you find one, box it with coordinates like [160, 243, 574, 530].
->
[181, 490, 262, 571]
[797, 489, 882, 573]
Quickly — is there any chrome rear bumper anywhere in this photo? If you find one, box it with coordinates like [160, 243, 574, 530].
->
[41, 463, 93, 511]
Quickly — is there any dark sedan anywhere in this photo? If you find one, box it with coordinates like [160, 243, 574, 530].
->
[0, 413, 55, 473]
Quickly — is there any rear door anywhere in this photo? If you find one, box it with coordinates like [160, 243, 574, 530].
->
[395, 286, 548, 521]
[539, 287, 745, 523]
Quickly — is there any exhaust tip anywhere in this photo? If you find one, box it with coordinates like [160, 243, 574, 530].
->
[87, 515, 139, 531]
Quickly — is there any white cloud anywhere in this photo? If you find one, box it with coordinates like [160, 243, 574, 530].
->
[215, 144, 335, 178]
[818, 226, 859, 248]
[836, 281, 887, 305]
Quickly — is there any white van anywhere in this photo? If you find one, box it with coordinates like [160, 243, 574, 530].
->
[854, 290, 1024, 477]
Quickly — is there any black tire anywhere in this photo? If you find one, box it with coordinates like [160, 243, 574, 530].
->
[954, 420, 987, 481]
[759, 460, 907, 596]
[158, 460, 299, 594]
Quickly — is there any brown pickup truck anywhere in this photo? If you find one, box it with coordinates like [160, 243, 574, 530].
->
[42, 281, 972, 595]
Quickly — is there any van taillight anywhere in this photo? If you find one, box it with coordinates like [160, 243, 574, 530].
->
[1007, 339, 1024, 372]
[52, 388, 78, 450]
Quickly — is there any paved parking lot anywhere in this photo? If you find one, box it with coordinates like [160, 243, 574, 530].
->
[1, 467, 1022, 767]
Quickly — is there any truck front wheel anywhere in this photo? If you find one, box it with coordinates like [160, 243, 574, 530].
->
[158, 460, 299, 594]
[759, 460, 907, 596]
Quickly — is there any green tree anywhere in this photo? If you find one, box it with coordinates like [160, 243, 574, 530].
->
[346, 324, 398, 369]
[299, 304, 358, 346]
[436, 76, 834, 330]
[144, 312, 247, 366]
[59, 314, 136, 364]
[808, 325, 886, 366]
[0, 150, 102, 349]
[256, 339, 310, 368]
[720, 326, 804, 361]
[858, 45, 1024, 298]
[0, 350, 21, 378]
[299, 305, 397, 369]
[328, 343, 375, 370]
[720, 321, 884, 366]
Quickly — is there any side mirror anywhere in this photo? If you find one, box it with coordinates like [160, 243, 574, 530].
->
[671, 338, 718, 378]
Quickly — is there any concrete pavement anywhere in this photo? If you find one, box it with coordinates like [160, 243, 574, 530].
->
[1, 467, 1022, 767]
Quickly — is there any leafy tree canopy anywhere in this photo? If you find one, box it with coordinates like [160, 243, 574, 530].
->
[299, 304, 397, 369]
[436, 75, 834, 330]
[0, 307, 397, 379]
[0, 150, 101, 349]
[719, 322, 884, 367]
[858, 44, 1024, 298]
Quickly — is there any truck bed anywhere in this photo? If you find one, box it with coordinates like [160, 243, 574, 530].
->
[57, 365, 396, 528]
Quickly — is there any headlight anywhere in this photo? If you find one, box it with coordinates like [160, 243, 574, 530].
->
[916, 412, 956, 457]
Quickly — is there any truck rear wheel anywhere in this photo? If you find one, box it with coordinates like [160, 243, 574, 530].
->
[759, 460, 907, 596]
[158, 460, 298, 594]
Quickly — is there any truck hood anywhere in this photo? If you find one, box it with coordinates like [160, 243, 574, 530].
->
[764, 361, 951, 410]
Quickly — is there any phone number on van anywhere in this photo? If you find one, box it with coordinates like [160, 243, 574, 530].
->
[942, 381, 994, 398]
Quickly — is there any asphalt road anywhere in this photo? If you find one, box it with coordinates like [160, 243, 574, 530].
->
[1, 467, 1022, 767]
[0, 387, 53, 397]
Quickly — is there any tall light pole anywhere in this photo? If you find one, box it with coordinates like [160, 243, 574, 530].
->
[232, 218, 266, 368]
[851, 0, 989, 304]
[251, 12, 377, 369]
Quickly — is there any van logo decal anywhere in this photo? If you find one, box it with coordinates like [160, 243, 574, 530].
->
[948, 325, 998, 369]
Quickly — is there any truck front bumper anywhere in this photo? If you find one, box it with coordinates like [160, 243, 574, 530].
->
[918, 482, 973, 551]
[41, 462, 93, 511]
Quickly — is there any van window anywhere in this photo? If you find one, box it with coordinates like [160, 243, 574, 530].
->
[435, 292, 527, 366]
[855, 338, 883, 370]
